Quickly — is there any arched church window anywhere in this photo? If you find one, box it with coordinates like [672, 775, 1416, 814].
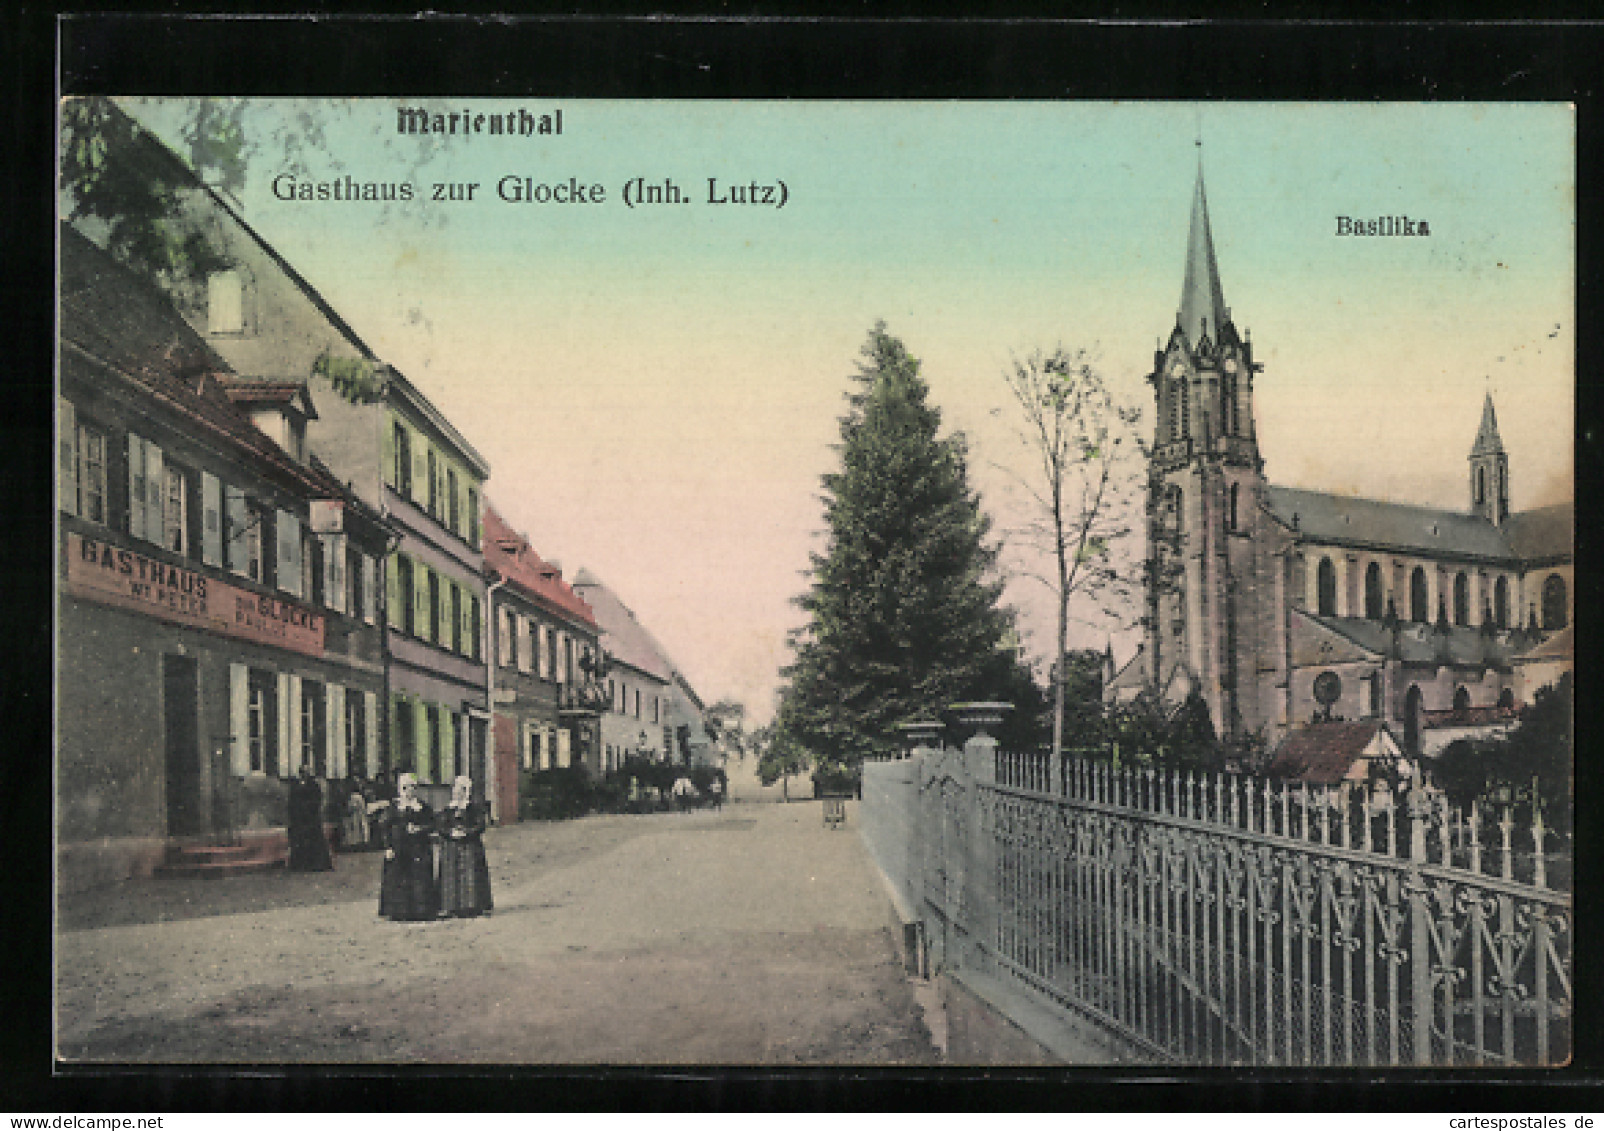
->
[1229, 483, 1239, 532]
[1542, 573, 1568, 630]
[1364, 562, 1384, 620]
[1494, 576, 1509, 629]
[1452, 686, 1471, 715]
[1475, 466, 1486, 506]
[1368, 672, 1383, 717]
[1317, 557, 1337, 617]
[1497, 687, 1515, 710]
[1410, 567, 1428, 623]
[1404, 685, 1424, 756]
[1453, 573, 1469, 626]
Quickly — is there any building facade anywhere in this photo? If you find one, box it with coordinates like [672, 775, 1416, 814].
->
[569, 569, 678, 770]
[58, 226, 394, 891]
[482, 503, 603, 818]
[1106, 165, 1574, 758]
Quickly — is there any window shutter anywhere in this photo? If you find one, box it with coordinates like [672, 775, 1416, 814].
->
[143, 440, 164, 545]
[537, 624, 550, 680]
[229, 664, 250, 776]
[415, 699, 431, 781]
[201, 473, 223, 566]
[276, 510, 303, 598]
[538, 728, 550, 771]
[386, 553, 402, 629]
[362, 554, 378, 624]
[323, 534, 347, 614]
[276, 672, 293, 777]
[225, 486, 248, 575]
[411, 438, 428, 508]
[457, 584, 471, 654]
[517, 615, 532, 673]
[413, 565, 428, 641]
[456, 466, 470, 539]
[285, 673, 303, 776]
[59, 398, 78, 516]
[363, 691, 379, 777]
[557, 728, 572, 768]
[383, 416, 397, 489]
[441, 710, 456, 783]
[556, 632, 568, 684]
[127, 433, 147, 541]
[328, 683, 346, 779]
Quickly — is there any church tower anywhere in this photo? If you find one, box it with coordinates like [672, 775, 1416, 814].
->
[1469, 393, 1510, 526]
[1144, 158, 1264, 740]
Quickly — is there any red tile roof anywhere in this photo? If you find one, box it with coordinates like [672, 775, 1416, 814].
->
[481, 503, 598, 630]
[1267, 720, 1393, 786]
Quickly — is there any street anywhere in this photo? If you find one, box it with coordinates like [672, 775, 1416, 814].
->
[56, 766, 939, 1065]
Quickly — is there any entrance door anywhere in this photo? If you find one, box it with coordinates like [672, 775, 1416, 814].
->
[468, 716, 488, 805]
[162, 655, 204, 837]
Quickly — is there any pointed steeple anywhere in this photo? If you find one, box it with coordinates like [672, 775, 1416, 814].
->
[1177, 159, 1229, 349]
[1469, 392, 1505, 457]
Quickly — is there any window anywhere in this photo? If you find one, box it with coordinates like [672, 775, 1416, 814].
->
[301, 681, 326, 777]
[393, 696, 416, 775]
[207, 269, 246, 334]
[392, 423, 412, 496]
[1453, 573, 1470, 627]
[1475, 466, 1486, 506]
[304, 531, 322, 607]
[467, 487, 480, 547]
[201, 473, 223, 565]
[248, 670, 278, 775]
[127, 433, 165, 544]
[451, 583, 463, 653]
[470, 595, 482, 661]
[345, 692, 366, 776]
[1316, 557, 1337, 617]
[427, 449, 439, 518]
[634, 688, 641, 719]
[1493, 576, 1509, 630]
[1369, 673, 1383, 717]
[1363, 562, 1384, 620]
[1410, 567, 1429, 623]
[608, 678, 616, 713]
[1228, 483, 1239, 532]
[547, 628, 558, 681]
[1542, 573, 1568, 631]
[348, 546, 364, 618]
[1452, 686, 1471, 716]
[60, 406, 108, 524]
[447, 467, 460, 534]
[426, 704, 442, 783]
[563, 634, 573, 685]
[395, 556, 414, 635]
[160, 466, 189, 555]
[275, 510, 303, 598]
[652, 695, 660, 724]
[428, 570, 441, 644]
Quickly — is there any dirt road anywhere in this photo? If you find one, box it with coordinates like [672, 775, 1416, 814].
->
[56, 794, 937, 1065]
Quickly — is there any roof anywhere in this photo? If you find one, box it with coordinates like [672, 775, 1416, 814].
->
[59, 224, 356, 506]
[1267, 720, 1395, 785]
[219, 378, 317, 420]
[1264, 485, 1516, 561]
[480, 504, 598, 630]
[568, 569, 676, 683]
[1300, 610, 1525, 669]
[1177, 162, 1230, 350]
[1503, 503, 1573, 562]
[1469, 393, 1506, 457]
[1515, 623, 1572, 663]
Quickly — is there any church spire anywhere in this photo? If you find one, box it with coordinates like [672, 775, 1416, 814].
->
[1469, 392, 1505, 457]
[1177, 158, 1229, 349]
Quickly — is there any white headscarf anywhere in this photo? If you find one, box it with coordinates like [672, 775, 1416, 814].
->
[396, 772, 422, 810]
[450, 775, 473, 809]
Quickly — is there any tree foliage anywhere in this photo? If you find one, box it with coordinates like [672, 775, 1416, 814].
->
[1000, 348, 1145, 758]
[1432, 673, 1572, 832]
[776, 323, 1043, 766]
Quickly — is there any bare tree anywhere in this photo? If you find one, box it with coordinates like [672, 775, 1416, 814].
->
[1000, 348, 1145, 759]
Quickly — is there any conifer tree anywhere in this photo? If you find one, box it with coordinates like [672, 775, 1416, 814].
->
[777, 323, 1042, 766]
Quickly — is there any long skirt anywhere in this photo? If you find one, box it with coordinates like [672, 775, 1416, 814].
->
[438, 835, 493, 917]
[379, 848, 439, 920]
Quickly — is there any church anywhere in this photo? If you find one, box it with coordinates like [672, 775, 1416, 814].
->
[1105, 164, 1573, 759]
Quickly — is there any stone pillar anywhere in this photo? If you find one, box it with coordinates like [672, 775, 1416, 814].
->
[952, 702, 1011, 976]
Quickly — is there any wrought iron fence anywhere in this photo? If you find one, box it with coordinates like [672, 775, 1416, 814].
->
[921, 747, 1570, 1065]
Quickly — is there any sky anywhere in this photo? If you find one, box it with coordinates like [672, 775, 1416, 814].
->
[122, 100, 1574, 724]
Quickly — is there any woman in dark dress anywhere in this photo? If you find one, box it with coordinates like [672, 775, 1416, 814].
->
[437, 775, 493, 918]
[378, 773, 439, 921]
[286, 765, 334, 872]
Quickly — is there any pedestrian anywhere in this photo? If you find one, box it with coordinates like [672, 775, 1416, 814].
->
[671, 775, 698, 812]
[710, 776, 724, 811]
[286, 764, 334, 872]
[343, 774, 371, 849]
[378, 772, 439, 921]
[437, 775, 493, 918]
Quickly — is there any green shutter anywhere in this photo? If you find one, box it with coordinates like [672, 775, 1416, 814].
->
[416, 699, 431, 781]
[383, 412, 397, 488]
[386, 553, 402, 629]
[59, 398, 77, 516]
[414, 565, 429, 642]
[411, 436, 428, 508]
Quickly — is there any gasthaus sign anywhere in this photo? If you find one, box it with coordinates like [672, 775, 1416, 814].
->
[65, 531, 325, 657]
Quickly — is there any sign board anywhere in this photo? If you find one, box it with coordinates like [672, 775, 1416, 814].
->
[65, 531, 325, 657]
[308, 499, 345, 533]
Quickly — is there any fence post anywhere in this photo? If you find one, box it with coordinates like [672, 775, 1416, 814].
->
[952, 702, 1012, 977]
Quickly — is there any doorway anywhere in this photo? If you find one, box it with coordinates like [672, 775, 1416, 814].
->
[162, 655, 204, 837]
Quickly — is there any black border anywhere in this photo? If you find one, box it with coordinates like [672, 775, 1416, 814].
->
[10, 11, 1601, 1113]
